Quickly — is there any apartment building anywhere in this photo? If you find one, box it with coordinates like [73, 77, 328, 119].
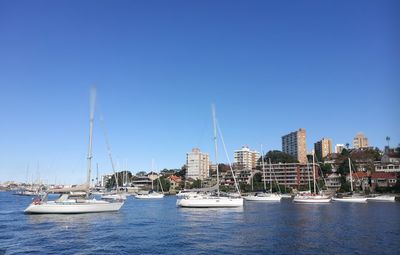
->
[314, 138, 332, 160]
[234, 146, 260, 170]
[186, 148, 210, 180]
[353, 132, 369, 149]
[282, 128, 307, 163]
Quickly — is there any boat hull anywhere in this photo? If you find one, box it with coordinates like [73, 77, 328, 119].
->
[177, 197, 243, 208]
[332, 197, 368, 203]
[135, 194, 164, 199]
[293, 196, 331, 203]
[244, 194, 281, 202]
[101, 194, 128, 200]
[367, 195, 396, 202]
[24, 201, 124, 214]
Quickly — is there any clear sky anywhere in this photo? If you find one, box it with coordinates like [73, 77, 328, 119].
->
[1, 0, 399, 184]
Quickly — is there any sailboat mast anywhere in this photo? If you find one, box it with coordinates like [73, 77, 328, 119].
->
[268, 158, 273, 193]
[151, 159, 155, 190]
[307, 162, 311, 192]
[349, 158, 353, 192]
[86, 87, 96, 193]
[212, 104, 220, 197]
[261, 145, 266, 191]
[312, 152, 317, 194]
[96, 163, 99, 187]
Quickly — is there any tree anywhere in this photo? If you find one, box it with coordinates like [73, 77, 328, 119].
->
[158, 176, 170, 192]
[189, 179, 202, 189]
[341, 148, 350, 156]
[105, 171, 133, 188]
[175, 165, 186, 178]
[320, 163, 332, 174]
[261, 150, 298, 164]
[218, 164, 231, 172]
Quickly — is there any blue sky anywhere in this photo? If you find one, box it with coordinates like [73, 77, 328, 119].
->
[1, 0, 399, 184]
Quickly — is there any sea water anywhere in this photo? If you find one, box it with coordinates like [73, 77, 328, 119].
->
[0, 192, 399, 254]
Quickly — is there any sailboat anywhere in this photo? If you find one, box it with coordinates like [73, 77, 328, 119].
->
[244, 147, 282, 202]
[177, 105, 243, 208]
[135, 161, 165, 199]
[293, 153, 331, 204]
[24, 88, 125, 214]
[332, 158, 368, 203]
[134, 176, 165, 199]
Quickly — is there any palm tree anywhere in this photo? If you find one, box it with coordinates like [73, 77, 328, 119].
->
[386, 136, 390, 148]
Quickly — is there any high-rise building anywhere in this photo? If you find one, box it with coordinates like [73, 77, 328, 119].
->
[186, 148, 210, 180]
[314, 138, 332, 160]
[353, 133, 369, 149]
[282, 128, 307, 163]
[234, 146, 260, 170]
[335, 144, 345, 154]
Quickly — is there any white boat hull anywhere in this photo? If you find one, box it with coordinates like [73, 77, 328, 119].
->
[367, 195, 396, 202]
[24, 200, 124, 214]
[135, 193, 164, 199]
[177, 196, 243, 208]
[244, 194, 281, 202]
[101, 194, 128, 200]
[332, 197, 368, 203]
[293, 195, 331, 203]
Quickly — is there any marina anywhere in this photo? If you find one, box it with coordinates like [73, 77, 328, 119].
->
[1, 0, 399, 254]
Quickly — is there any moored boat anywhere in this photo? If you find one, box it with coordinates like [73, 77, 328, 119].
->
[176, 105, 243, 208]
[332, 158, 368, 203]
[24, 88, 125, 214]
[366, 194, 396, 202]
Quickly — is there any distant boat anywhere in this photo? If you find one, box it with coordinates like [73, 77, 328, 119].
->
[293, 153, 331, 204]
[101, 193, 128, 200]
[244, 152, 282, 202]
[24, 88, 124, 214]
[14, 188, 43, 196]
[177, 105, 243, 208]
[134, 163, 165, 199]
[332, 158, 367, 203]
[135, 191, 164, 199]
[367, 194, 396, 202]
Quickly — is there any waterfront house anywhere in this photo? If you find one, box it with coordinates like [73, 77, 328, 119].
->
[168, 175, 182, 192]
[346, 172, 369, 191]
[325, 172, 341, 192]
[370, 172, 397, 188]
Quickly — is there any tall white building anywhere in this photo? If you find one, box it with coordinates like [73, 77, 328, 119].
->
[186, 148, 210, 180]
[353, 132, 369, 149]
[335, 144, 345, 154]
[234, 146, 260, 170]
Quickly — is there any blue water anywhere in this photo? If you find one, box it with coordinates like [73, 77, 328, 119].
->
[0, 192, 399, 255]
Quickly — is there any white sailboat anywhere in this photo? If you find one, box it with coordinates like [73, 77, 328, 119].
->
[244, 147, 282, 202]
[24, 88, 125, 214]
[135, 162, 165, 199]
[332, 158, 368, 203]
[293, 153, 331, 204]
[177, 105, 243, 208]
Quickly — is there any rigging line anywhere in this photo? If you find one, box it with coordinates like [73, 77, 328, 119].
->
[216, 119, 241, 196]
[269, 158, 282, 193]
[99, 113, 119, 191]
